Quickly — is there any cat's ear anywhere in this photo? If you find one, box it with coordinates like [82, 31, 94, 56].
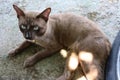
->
[13, 4, 25, 18]
[36, 8, 51, 22]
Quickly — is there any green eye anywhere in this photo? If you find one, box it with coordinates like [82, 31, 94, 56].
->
[33, 26, 39, 31]
[21, 25, 26, 30]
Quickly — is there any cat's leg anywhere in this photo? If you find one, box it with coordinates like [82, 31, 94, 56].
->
[78, 51, 104, 80]
[56, 52, 78, 80]
[24, 47, 61, 68]
[8, 41, 33, 57]
[56, 64, 74, 80]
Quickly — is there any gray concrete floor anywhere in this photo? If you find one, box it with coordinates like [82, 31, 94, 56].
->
[0, 0, 120, 80]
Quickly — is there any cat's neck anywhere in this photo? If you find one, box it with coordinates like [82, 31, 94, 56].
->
[34, 16, 57, 48]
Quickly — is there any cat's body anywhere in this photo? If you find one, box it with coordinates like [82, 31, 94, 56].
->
[8, 5, 111, 80]
[34, 13, 108, 49]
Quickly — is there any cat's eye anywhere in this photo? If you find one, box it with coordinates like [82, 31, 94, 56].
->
[21, 25, 26, 30]
[33, 26, 39, 31]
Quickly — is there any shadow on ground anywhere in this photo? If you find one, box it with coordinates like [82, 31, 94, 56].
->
[0, 45, 65, 80]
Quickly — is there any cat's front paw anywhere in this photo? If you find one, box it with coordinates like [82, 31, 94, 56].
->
[24, 56, 37, 68]
[8, 50, 17, 57]
[56, 75, 66, 80]
[57, 71, 73, 80]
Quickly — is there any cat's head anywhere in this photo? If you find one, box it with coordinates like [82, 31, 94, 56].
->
[13, 5, 51, 40]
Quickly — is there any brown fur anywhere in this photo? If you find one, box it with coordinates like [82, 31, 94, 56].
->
[8, 5, 111, 80]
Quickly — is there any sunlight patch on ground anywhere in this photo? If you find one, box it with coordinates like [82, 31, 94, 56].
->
[68, 52, 79, 71]
[60, 49, 68, 58]
[79, 51, 93, 63]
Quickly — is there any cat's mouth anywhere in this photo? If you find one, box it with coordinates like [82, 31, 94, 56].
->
[26, 39, 36, 43]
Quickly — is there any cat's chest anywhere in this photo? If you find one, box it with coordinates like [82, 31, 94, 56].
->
[34, 35, 57, 49]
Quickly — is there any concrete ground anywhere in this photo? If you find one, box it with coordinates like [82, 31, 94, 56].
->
[0, 0, 120, 80]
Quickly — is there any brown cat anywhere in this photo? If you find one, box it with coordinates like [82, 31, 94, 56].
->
[8, 5, 111, 80]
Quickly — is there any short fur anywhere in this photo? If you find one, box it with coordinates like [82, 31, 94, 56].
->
[8, 5, 111, 80]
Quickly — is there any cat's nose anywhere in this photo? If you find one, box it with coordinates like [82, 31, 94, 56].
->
[25, 36, 32, 40]
[25, 32, 32, 40]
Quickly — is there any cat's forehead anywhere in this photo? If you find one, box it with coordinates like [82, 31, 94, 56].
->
[20, 11, 38, 24]
[19, 11, 45, 26]
[25, 11, 39, 18]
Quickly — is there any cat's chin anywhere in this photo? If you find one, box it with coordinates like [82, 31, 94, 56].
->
[26, 39, 36, 43]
